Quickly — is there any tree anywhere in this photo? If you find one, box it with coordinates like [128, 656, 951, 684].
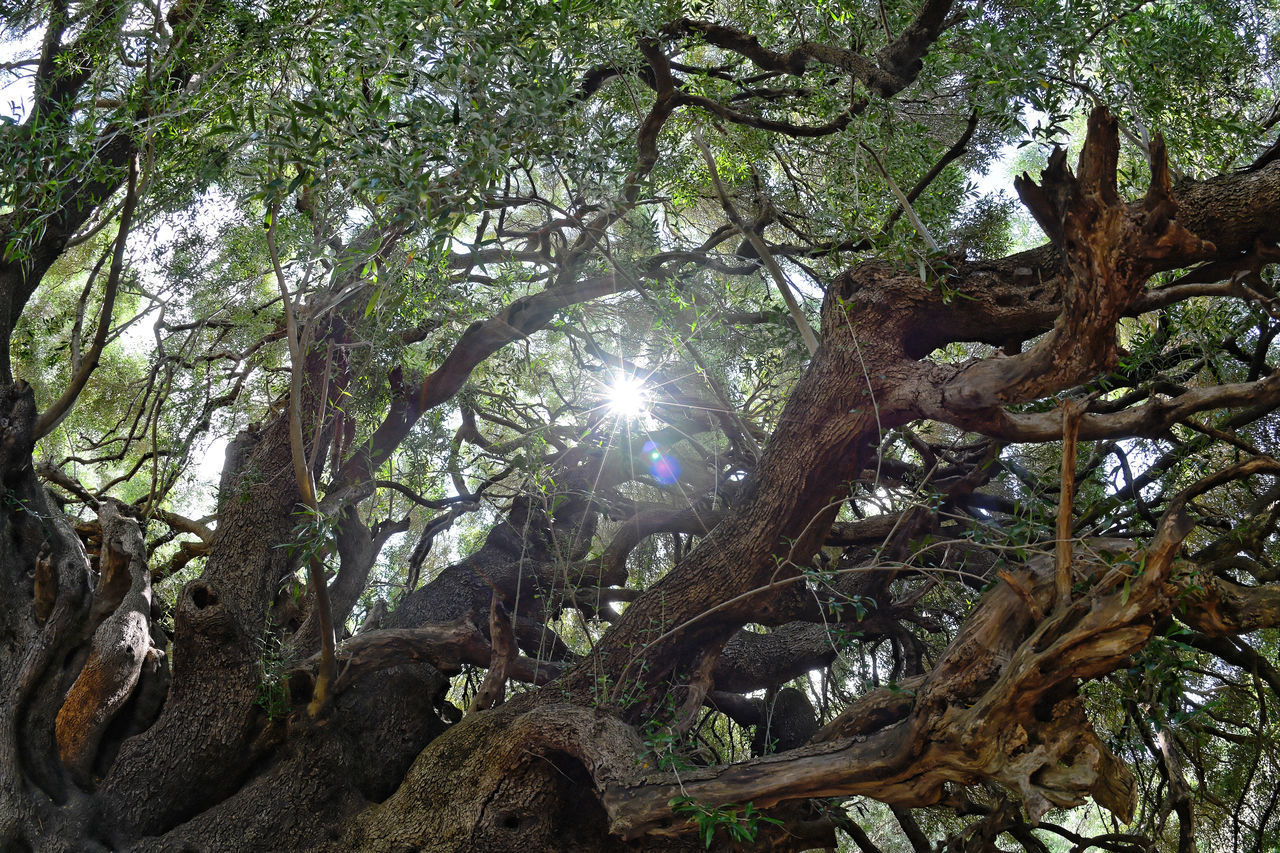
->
[3, 0, 1280, 849]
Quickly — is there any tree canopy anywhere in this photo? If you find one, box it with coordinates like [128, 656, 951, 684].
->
[3, 0, 1280, 850]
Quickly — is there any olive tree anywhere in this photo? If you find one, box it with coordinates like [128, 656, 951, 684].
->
[3, 0, 1280, 850]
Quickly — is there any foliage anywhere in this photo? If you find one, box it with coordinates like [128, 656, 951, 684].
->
[670, 796, 785, 848]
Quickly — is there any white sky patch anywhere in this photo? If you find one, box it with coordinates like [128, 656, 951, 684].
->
[975, 106, 1058, 194]
[1, 33, 38, 122]
[783, 260, 825, 302]
[965, 106, 1060, 254]
[1102, 437, 1164, 503]
[170, 433, 229, 521]
[971, 147, 1021, 199]
[119, 190, 245, 353]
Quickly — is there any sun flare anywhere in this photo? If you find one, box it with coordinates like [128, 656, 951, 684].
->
[607, 374, 648, 418]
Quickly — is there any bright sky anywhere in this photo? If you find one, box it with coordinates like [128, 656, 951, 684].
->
[1, 34, 38, 121]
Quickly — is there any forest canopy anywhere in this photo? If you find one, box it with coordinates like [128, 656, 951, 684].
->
[3, 0, 1280, 850]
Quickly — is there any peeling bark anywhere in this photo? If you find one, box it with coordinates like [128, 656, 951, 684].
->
[55, 500, 156, 787]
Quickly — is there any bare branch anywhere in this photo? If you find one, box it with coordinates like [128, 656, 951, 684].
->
[692, 133, 819, 354]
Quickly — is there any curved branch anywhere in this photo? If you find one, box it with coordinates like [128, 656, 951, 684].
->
[291, 618, 563, 694]
[602, 534, 1187, 838]
[672, 0, 955, 98]
[268, 201, 338, 715]
[331, 274, 631, 501]
[918, 372, 1280, 443]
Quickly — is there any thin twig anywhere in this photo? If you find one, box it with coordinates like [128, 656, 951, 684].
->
[692, 133, 819, 355]
[34, 157, 140, 439]
[860, 142, 939, 251]
[877, 0, 894, 39]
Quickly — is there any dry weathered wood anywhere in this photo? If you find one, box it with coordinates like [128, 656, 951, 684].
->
[1175, 570, 1280, 636]
[468, 596, 516, 714]
[597, 458, 1250, 841]
[55, 500, 158, 786]
[938, 108, 1215, 415]
[1056, 398, 1085, 608]
[598, 534, 1192, 837]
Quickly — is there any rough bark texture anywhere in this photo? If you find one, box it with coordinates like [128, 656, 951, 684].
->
[343, 698, 649, 853]
[97, 411, 303, 839]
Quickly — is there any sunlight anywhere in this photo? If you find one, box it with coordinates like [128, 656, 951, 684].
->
[607, 374, 649, 419]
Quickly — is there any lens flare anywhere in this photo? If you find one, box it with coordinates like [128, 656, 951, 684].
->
[643, 440, 680, 485]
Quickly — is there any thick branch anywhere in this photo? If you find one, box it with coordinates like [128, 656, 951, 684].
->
[604, 513, 1207, 839]
[941, 109, 1214, 412]
[292, 618, 563, 694]
[920, 373, 1280, 442]
[467, 597, 516, 714]
[673, 0, 954, 97]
